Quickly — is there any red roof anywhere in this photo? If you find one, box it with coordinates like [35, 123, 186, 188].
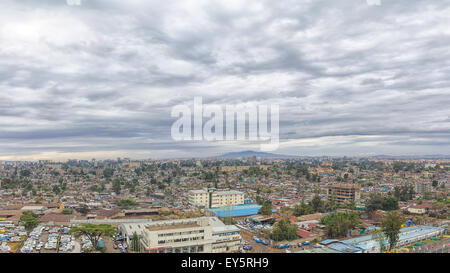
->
[39, 213, 73, 223]
[290, 216, 299, 222]
[411, 204, 432, 209]
[297, 229, 312, 238]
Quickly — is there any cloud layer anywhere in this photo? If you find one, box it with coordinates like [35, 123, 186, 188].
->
[0, 0, 449, 160]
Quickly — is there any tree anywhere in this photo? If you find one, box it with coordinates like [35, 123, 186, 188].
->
[223, 217, 235, 225]
[293, 201, 314, 216]
[52, 185, 61, 195]
[131, 232, 142, 252]
[371, 230, 387, 253]
[259, 201, 273, 215]
[62, 208, 73, 215]
[271, 219, 298, 241]
[311, 195, 323, 212]
[116, 199, 136, 209]
[394, 185, 414, 201]
[366, 194, 398, 216]
[70, 224, 115, 252]
[20, 169, 31, 177]
[112, 179, 121, 195]
[103, 168, 114, 178]
[382, 196, 399, 211]
[76, 204, 90, 215]
[20, 211, 39, 231]
[381, 211, 404, 251]
[321, 212, 360, 238]
[366, 194, 384, 215]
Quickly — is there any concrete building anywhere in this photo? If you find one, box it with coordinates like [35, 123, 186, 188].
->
[209, 217, 241, 253]
[20, 206, 48, 215]
[118, 217, 241, 253]
[211, 190, 244, 208]
[188, 190, 210, 208]
[188, 188, 244, 208]
[415, 181, 431, 195]
[407, 204, 432, 215]
[327, 183, 361, 204]
[341, 225, 445, 253]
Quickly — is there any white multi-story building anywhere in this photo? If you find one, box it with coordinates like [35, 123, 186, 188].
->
[188, 189, 210, 208]
[209, 217, 241, 253]
[118, 217, 241, 253]
[188, 188, 245, 208]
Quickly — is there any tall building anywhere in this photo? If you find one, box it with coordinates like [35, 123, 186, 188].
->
[415, 181, 431, 195]
[118, 217, 241, 253]
[327, 183, 361, 204]
[188, 189, 210, 208]
[188, 188, 244, 208]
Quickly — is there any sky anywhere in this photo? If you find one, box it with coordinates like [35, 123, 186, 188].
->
[0, 0, 449, 160]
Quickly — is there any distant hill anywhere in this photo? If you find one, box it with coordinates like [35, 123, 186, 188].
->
[217, 150, 295, 159]
[371, 154, 450, 160]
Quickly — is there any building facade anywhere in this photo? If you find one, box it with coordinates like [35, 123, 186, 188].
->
[188, 188, 244, 208]
[118, 217, 241, 253]
[327, 183, 361, 204]
[415, 182, 431, 195]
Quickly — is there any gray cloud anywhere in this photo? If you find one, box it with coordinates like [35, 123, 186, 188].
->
[0, 0, 449, 159]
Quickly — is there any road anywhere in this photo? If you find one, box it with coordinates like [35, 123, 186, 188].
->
[71, 241, 81, 253]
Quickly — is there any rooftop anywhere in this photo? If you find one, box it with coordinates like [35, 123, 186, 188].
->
[145, 219, 202, 231]
[329, 183, 360, 189]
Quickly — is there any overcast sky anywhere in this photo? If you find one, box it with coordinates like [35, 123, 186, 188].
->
[0, 0, 449, 160]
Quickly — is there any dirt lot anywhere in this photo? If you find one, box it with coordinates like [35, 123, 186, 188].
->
[104, 236, 122, 253]
[7, 237, 24, 253]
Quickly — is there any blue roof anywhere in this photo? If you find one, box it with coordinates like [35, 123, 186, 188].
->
[341, 225, 443, 250]
[208, 204, 262, 217]
[320, 239, 339, 245]
[327, 242, 364, 253]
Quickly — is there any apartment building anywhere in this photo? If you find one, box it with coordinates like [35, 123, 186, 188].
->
[188, 188, 244, 208]
[188, 190, 210, 208]
[209, 217, 241, 253]
[327, 183, 361, 204]
[415, 181, 431, 195]
[118, 217, 241, 253]
[210, 190, 245, 208]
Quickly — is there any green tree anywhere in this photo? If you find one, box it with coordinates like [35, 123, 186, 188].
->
[103, 168, 114, 178]
[52, 185, 61, 195]
[70, 224, 115, 252]
[20, 169, 31, 177]
[381, 211, 404, 251]
[382, 196, 398, 211]
[116, 199, 136, 209]
[223, 217, 236, 225]
[76, 204, 90, 215]
[366, 194, 398, 215]
[20, 211, 39, 231]
[62, 208, 73, 215]
[271, 219, 298, 241]
[293, 201, 314, 216]
[311, 195, 323, 212]
[321, 212, 360, 238]
[259, 201, 273, 215]
[112, 179, 121, 195]
[371, 230, 387, 253]
[131, 232, 142, 252]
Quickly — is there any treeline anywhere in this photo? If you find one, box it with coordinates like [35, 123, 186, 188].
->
[293, 195, 355, 217]
[365, 194, 399, 214]
[321, 211, 361, 238]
